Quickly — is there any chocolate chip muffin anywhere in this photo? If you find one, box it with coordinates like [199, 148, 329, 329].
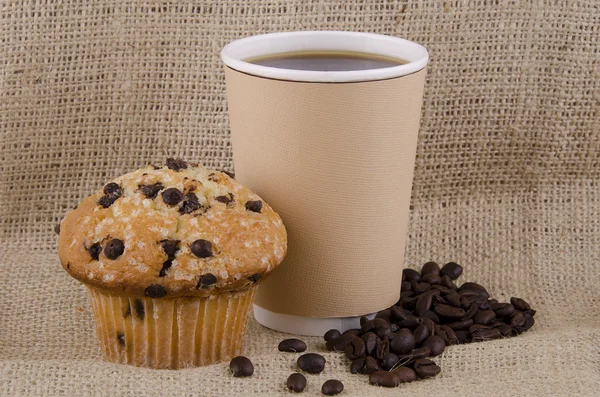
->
[57, 158, 287, 369]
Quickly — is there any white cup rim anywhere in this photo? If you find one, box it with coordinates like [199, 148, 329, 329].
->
[221, 31, 429, 83]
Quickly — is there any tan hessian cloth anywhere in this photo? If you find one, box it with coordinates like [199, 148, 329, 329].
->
[0, 1, 598, 396]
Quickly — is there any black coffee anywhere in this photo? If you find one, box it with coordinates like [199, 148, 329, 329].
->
[245, 51, 407, 71]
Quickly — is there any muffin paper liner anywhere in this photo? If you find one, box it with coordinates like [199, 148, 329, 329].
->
[87, 286, 256, 369]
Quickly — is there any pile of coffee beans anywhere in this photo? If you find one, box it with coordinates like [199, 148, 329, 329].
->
[229, 262, 536, 393]
[322, 261, 536, 388]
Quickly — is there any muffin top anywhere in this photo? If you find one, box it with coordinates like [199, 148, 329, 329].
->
[57, 158, 287, 298]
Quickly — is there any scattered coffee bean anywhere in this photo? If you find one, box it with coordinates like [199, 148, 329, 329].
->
[422, 335, 446, 356]
[471, 327, 502, 341]
[390, 328, 415, 355]
[440, 275, 457, 289]
[455, 330, 471, 343]
[344, 336, 366, 359]
[279, 338, 307, 353]
[297, 353, 326, 374]
[421, 261, 441, 276]
[375, 338, 389, 360]
[350, 357, 365, 374]
[87, 242, 102, 260]
[511, 297, 531, 312]
[440, 262, 463, 280]
[342, 328, 362, 337]
[491, 302, 515, 317]
[321, 379, 343, 396]
[413, 358, 441, 378]
[326, 333, 355, 351]
[423, 273, 442, 285]
[161, 188, 183, 206]
[416, 291, 435, 313]
[401, 281, 411, 292]
[440, 325, 459, 345]
[245, 200, 262, 213]
[458, 282, 489, 298]
[144, 284, 166, 298]
[369, 371, 399, 387]
[433, 303, 465, 320]
[324, 329, 342, 343]
[197, 273, 217, 289]
[362, 356, 381, 374]
[287, 373, 307, 393]
[361, 332, 377, 356]
[139, 183, 164, 199]
[104, 239, 124, 260]
[381, 352, 400, 370]
[229, 356, 253, 377]
[402, 268, 421, 282]
[166, 157, 188, 171]
[179, 192, 200, 214]
[393, 366, 417, 383]
[473, 310, 496, 325]
[413, 324, 430, 345]
[510, 311, 526, 328]
[375, 309, 391, 322]
[190, 239, 213, 258]
[373, 318, 391, 338]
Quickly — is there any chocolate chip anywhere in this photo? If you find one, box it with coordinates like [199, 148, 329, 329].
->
[103, 182, 121, 195]
[161, 188, 183, 206]
[159, 259, 173, 277]
[229, 356, 254, 377]
[297, 353, 326, 374]
[104, 239, 124, 260]
[160, 239, 179, 258]
[287, 373, 307, 393]
[133, 299, 145, 320]
[179, 192, 200, 214]
[116, 332, 125, 347]
[278, 338, 307, 353]
[222, 170, 235, 179]
[215, 193, 234, 204]
[208, 173, 219, 182]
[245, 200, 262, 213]
[248, 273, 261, 283]
[144, 284, 167, 298]
[98, 193, 120, 208]
[87, 242, 102, 260]
[197, 273, 217, 289]
[123, 304, 131, 318]
[166, 157, 188, 171]
[139, 183, 164, 199]
[190, 239, 213, 258]
[321, 379, 343, 396]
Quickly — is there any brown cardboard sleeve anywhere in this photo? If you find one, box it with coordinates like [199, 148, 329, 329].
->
[225, 67, 426, 317]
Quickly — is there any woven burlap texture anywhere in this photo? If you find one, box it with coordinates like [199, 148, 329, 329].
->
[1, 1, 599, 396]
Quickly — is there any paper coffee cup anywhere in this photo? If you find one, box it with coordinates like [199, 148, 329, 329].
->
[222, 31, 428, 336]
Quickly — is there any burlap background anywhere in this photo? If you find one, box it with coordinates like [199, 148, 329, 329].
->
[1, 1, 599, 396]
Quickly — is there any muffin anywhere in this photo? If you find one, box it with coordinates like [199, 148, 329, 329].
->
[57, 158, 287, 369]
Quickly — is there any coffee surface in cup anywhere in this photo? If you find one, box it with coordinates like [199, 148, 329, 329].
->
[246, 51, 407, 71]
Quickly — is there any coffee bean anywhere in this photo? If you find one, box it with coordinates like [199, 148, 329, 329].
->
[179, 192, 200, 214]
[423, 273, 442, 285]
[375, 338, 389, 360]
[287, 373, 307, 393]
[139, 183, 164, 199]
[369, 371, 399, 388]
[422, 335, 446, 356]
[510, 297, 531, 312]
[413, 324, 429, 345]
[440, 275, 457, 289]
[324, 329, 342, 343]
[215, 193, 234, 204]
[390, 306, 414, 321]
[471, 327, 502, 341]
[104, 239, 124, 260]
[361, 332, 377, 356]
[403, 268, 421, 282]
[162, 188, 184, 206]
[362, 356, 381, 374]
[381, 352, 400, 371]
[326, 333, 355, 351]
[87, 242, 102, 260]
[397, 317, 421, 330]
[440, 262, 463, 280]
[344, 336, 366, 359]
[510, 311, 526, 328]
[342, 328, 362, 337]
[455, 330, 471, 343]
[447, 318, 474, 331]
[413, 358, 441, 378]
[160, 239, 179, 258]
[297, 353, 326, 374]
[497, 324, 514, 337]
[350, 358, 365, 374]
[440, 325, 459, 345]
[401, 281, 411, 292]
[462, 303, 479, 320]
[433, 303, 465, 320]
[190, 239, 213, 258]
[419, 317, 436, 335]
[413, 282, 431, 294]
[474, 310, 496, 325]
[421, 261, 440, 276]
[375, 309, 391, 322]
[229, 356, 253, 377]
[399, 346, 431, 364]
[443, 291, 460, 307]
[430, 285, 452, 294]
[514, 313, 535, 334]
[416, 291, 436, 313]
[393, 366, 417, 383]
[144, 284, 167, 298]
[373, 318, 391, 338]
[166, 157, 188, 171]
[197, 273, 217, 289]
[458, 282, 489, 298]
[321, 379, 343, 395]
[400, 291, 415, 301]
[390, 328, 415, 355]
[434, 325, 449, 344]
[245, 200, 262, 213]
[418, 310, 440, 324]
[491, 303, 516, 318]
[390, 323, 400, 333]
[279, 338, 307, 353]
[248, 273, 261, 283]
